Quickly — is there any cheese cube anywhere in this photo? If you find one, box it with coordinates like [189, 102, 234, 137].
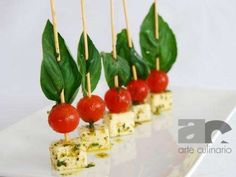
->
[78, 124, 110, 152]
[104, 111, 135, 137]
[149, 91, 173, 115]
[49, 139, 87, 174]
[132, 103, 152, 123]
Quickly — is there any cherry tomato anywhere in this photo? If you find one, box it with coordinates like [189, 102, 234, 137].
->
[105, 88, 132, 113]
[147, 70, 169, 93]
[77, 95, 105, 124]
[48, 103, 80, 134]
[127, 80, 149, 103]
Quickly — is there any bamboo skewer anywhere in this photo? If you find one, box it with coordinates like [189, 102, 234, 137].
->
[60, 89, 65, 104]
[81, 0, 89, 60]
[114, 76, 119, 88]
[81, 0, 92, 97]
[86, 73, 92, 97]
[110, 0, 117, 59]
[154, 0, 159, 39]
[64, 133, 69, 142]
[122, 0, 138, 81]
[156, 57, 160, 71]
[49, 0, 69, 142]
[122, 0, 132, 48]
[154, 0, 160, 71]
[132, 65, 138, 81]
[50, 0, 61, 62]
[110, 0, 119, 88]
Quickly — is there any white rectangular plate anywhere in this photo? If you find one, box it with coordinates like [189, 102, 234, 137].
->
[0, 88, 235, 177]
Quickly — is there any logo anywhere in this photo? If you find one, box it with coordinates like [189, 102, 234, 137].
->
[178, 119, 233, 154]
[178, 119, 232, 144]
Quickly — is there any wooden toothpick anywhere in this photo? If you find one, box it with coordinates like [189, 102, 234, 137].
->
[81, 0, 92, 97]
[50, 0, 61, 62]
[110, 0, 117, 59]
[86, 73, 92, 97]
[122, 0, 133, 48]
[154, 0, 159, 39]
[122, 0, 139, 81]
[64, 133, 70, 142]
[81, 0, 89, 60]
[156, 58, 160, 71]
[154, 0, 160, 71]
[50, 0, 65, 103]
[132, 65, 138, 81]
[110, 0, 119, 88]
[60, 89, 65, 104]
[114, 75, 119, 88]
[49, 0, 69, 142]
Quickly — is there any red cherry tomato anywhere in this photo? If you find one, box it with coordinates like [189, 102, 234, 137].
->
[77, 95, 105, 124]
[147, 70, 169, 93]
[48, 103, 80, 134]
[127, 80, 150, 103]
[105, 88, 132, 113]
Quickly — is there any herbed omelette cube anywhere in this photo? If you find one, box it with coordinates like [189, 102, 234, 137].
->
[149, 91, 173, 115]
[78, 124, 110, 152]
[104, 111, 135, 137]
[49, 139, 87, 173]
[132, 103, 152, 123]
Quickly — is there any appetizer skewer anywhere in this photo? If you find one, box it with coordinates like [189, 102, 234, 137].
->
[140, 0, 177, 115]
[121, 0, 151, 122]
[103, 0, 135, 137]
[42, 0, 88, 174]
[147, 0, 172, 115]
[76, 0, 110, 152]
[49, 0, 70, 142]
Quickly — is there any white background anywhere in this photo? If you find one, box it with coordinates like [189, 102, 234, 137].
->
[1, 0, 236, 128]
[0, 0, 236, 176]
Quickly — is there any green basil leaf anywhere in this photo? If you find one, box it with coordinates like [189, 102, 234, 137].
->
[140, 3, 177, 72]
[40, 53, 64, 103]
[130, 48, 149, 79]
[57, 33, 81, 103]
[116, 29, 149, 80]
[101, 52, 131, 88]
[40, 20, 81, 103]
[77, 33, 101, 96]
[116, 29, 130, 61]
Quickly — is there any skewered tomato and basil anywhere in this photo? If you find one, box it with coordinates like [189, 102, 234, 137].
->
[43, 0, 89, 169]
[139, 3, 177, 115]
[139, 3, 177, 92]
[40, 21, 82, 134]
[76, 22, 111, 152]
[77, 33, 105, 125]
[101, 52, 132, 113]
[116, 29, 150, 102]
